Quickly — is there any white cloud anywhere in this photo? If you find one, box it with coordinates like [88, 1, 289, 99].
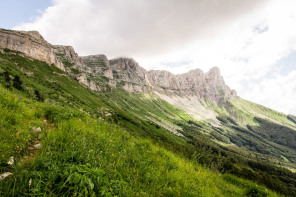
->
[14, 0, 296, 115]
[14, 0, 267, 57]
[246, 71, 296, 115]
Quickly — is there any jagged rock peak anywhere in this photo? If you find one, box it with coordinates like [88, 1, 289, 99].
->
[81, 54, 110, 67]
[206, 66, 221, 75]
[148, 70, 179, 90]
[149, 70, 175, 75]
[21, 31, 45, 41]
[180, 68, 204, 75]
[205, 67, 223, 81]
[109, 57, 150, 87]
[54, 45, 79, 63]
[109, 57, 141, 71]
[148, 66, 236, 101]
[82, 54, 108, 59]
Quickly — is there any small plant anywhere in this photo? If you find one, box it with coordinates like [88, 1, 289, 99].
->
[70, 68, 80, 75]
[34, 90, 45, 102]
[12, 75, 23, 90]
[246, 186, 268, 197]
[3, 71, 11, 83]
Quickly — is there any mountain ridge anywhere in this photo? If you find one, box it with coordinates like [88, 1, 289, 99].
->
[0, 28, 236, 103]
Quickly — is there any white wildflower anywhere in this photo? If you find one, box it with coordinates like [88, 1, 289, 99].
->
[7, 156, 14, 165]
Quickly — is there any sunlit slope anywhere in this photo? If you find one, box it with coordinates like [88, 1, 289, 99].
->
[0, 81, 279, 196]
[230, 98, 296, 128]
[1, 49, 296, 196]
[110, 88, 296, 168]
[222, 98, 296, 164]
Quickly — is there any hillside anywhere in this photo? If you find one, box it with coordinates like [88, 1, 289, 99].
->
[0, 28, 296, 196]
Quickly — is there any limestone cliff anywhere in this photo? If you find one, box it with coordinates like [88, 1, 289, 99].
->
[0, 29, 65, 71]
[148, 67, 236, 101]
[0, 29, 237, 103]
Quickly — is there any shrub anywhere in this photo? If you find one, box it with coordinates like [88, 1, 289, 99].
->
[12, 75, 23, 90]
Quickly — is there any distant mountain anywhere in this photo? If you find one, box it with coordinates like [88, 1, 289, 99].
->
[1, 28, 296, 196]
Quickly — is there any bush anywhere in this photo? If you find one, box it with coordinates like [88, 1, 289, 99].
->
[246, 186, 268, 197]
[12, 75, 23, 90]
[34, 90, 45, 102]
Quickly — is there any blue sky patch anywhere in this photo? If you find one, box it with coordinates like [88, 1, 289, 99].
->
[0, 0, 52, 29]
[160, 60, 193, 68]
[272, 50, 296, 76]
[253, 25, 269, 34]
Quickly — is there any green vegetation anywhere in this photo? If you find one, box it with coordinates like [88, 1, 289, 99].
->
[252, 117, 296, 150]
[0, 85, 279, 196]
[207, 98, 296, 166]
[0, 49, 295, 196]
[287, 115, 296, 124]
[70, 68, 80, 75]
[230, 98, 295, 127]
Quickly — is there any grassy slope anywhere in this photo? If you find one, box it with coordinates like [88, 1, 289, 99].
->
[230, 98, 296, 127]
[108, 90, 296, 168]
[0, 84, 278, 196]
[0, 49, 187, 148]
[0, 49, 293, 196]
[219, 98, 296, 165]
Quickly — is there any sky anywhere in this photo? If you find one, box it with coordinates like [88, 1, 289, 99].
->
[1, 0, 296, 115]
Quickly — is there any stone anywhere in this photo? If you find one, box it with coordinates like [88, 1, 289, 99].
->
[33, 144, 42, 150]
[104, 112, 112, 117]
[28, 147, 34, 151]
[32, 127, 41, 133]
[0, 172, 13, 181]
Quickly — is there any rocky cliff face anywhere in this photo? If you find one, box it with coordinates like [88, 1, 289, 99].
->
[148, 67, 236, 101]
[109, 58, 150, 85]
[0, 29, 65, 71]
[0, 29, 236, 103]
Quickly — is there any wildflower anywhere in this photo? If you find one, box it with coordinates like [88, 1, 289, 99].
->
[29, 178, 32, 187]
[7, 156, 14, 165]
[112, 154, 114, 156]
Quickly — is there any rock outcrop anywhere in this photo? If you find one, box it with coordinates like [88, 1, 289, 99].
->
[148, 67, 236, 101]
[110, 58, 151, 85]
[0, 29, 237, 103]
[0, 29, 65, 71]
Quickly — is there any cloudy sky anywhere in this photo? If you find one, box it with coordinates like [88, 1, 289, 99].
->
[2, 0, 296, 115]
